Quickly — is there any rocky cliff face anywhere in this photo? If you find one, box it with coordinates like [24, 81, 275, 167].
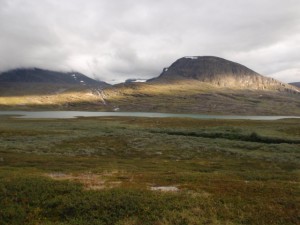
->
[149, 56, 298, 92]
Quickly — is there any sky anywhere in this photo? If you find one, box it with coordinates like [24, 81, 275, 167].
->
[0, 0, 299, 84]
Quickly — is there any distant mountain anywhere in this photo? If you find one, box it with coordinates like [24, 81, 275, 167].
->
[148, 56, 297, 92]
[0, 68, 110, 87]
[289, 82, 300, 88]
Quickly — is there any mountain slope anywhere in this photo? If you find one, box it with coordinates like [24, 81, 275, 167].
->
[0, 68, 110, 87]
[290, 82, 300, 88]
[101, 80, 300, 115]
[0, 68, 110, 108]
[149, 56, 297, 92]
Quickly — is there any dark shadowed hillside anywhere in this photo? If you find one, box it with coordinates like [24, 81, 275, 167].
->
[0, 68, 110, 87]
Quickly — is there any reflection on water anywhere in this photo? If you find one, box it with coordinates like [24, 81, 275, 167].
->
[0, 111, 299, 120]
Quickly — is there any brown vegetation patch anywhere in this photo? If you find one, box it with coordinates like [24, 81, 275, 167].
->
[46, 171, 123, 190]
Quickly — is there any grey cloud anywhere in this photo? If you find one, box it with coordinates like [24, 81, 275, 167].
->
[0, 0, 299, 83]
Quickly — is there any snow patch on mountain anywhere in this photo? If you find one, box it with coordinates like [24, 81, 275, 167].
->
[184, 56, 198, 60]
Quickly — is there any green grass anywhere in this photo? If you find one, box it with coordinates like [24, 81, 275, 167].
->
[0, 116, 299, 224]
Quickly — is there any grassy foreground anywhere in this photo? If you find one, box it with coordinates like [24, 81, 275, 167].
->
[0, 116, 299, 225]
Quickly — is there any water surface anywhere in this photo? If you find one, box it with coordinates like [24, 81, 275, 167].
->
[0, 111, 299, 120]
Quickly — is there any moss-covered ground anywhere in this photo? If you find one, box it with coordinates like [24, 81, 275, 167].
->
[0, 116, 299, 224]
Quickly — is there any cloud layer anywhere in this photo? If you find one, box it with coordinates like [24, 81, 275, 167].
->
[0, 0, 299, 83]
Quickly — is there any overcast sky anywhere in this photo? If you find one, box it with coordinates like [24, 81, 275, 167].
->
[0, 0, 299, 83]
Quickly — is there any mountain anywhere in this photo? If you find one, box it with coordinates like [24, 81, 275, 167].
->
[0, 57, 299, 115]
[102, 56, 300, 115]
[148, 56, 297, 92]
[290, 82, 300, 88]
[0, 68, 109, 87]
[0, 68, 110, 109]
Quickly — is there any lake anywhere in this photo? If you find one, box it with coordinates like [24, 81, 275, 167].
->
[0, 111, 299, 120]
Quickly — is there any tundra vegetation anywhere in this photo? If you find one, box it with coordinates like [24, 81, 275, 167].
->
[0, 116, 299, 225]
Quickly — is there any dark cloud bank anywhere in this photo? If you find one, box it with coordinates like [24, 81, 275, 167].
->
[0, 0, 299, 83]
